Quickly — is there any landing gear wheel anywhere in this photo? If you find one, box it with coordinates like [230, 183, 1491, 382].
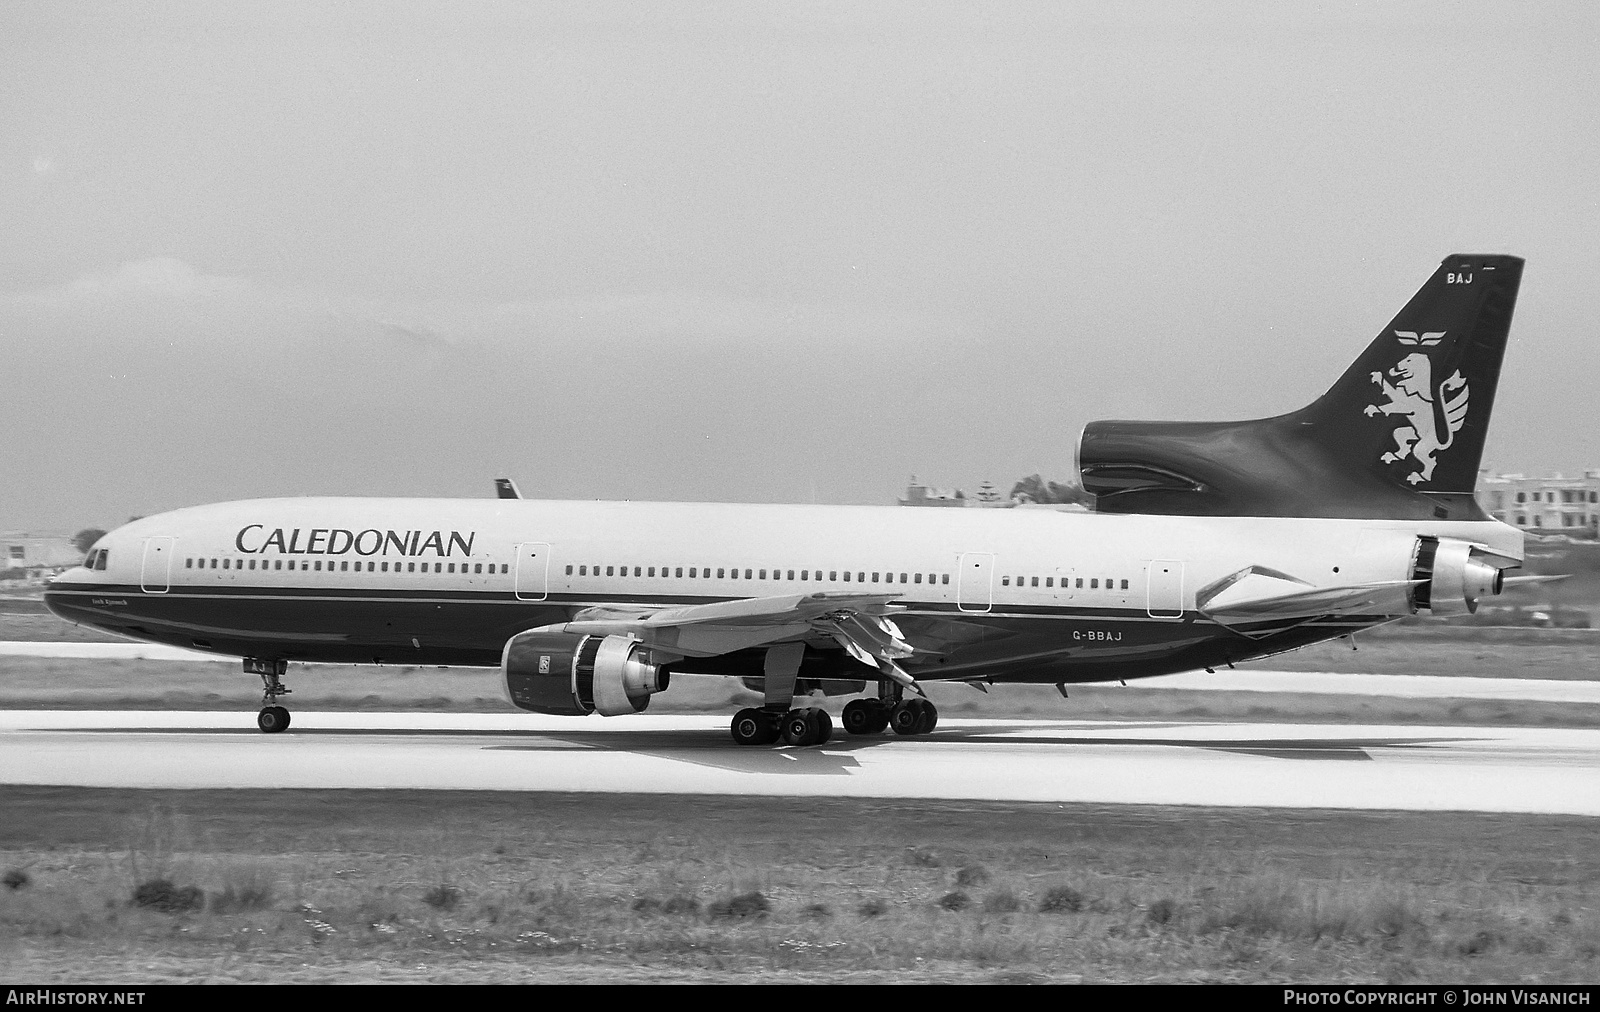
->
[257, 705, 291, 734]
[781, 708, 812, 746]
[781, 707, 833, 746]
[731, 708, 779, 746]
[842, 699, 883, 736]
[869, 705, 890, 733]
[811, 708, 833, 745]
[890, 698, 937, 736]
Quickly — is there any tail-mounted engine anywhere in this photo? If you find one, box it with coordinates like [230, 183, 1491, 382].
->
[1411, 536, 1505, 614]
[502, 630, 668, 716]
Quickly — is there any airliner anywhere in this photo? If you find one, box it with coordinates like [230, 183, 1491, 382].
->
[46, 255, 1527, 746]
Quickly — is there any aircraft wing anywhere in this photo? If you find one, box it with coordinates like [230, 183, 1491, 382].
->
[1196, 566, 1417, 635]
[550, 591, 920, 687]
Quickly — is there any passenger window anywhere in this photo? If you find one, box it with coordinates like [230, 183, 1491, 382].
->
[729, 568, 738, 580]
[314, 561, 322, 571]
[648, 567, 656, 577]
[634, 567, 642, 577]
[435, 563, 443, 573]
[859, 572, 866, 582]
[914, 573, 922, 584]
[185, 558, 193, 569]
[1045, 577, 1053, 587]
[502, 564, 509, 574]
[675, 568, 683, 577]
[274, 560, 282, 571]
[830, 571, 837, 581]
[689, 567, 697, 578]
[477, 564, 484, 574]
[1121, 579, 1129, 590]
[744, 569, 752, 579]
[1002, 576, 1010, 586]
[566, 565, 573, 575]
[717, 568, 725, 578]
[842, 571, 851, 582]
[1091, 579, 1098, 588]
[1031, 577, 1038, 587]
[606, 566, 614, 576]
[1076, 578, 1083, 588]
[941, 574, 949, 585]
[446, 563, 454, 573]
[408, 563, 415, 573]
[897, 573, 905, 583]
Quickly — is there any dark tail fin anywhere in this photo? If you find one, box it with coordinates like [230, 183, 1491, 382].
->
[1078, 254, 1524, 519]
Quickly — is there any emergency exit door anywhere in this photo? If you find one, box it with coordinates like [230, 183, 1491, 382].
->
[140, 537, 175, 594]
[514, 542, 551, 601]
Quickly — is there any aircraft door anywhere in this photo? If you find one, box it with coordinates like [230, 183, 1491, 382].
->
[1147, 560, 1184, 618]
[957, 552, 994, 613]
[140, 537, 175, 594]
[514, 542, 551, 602]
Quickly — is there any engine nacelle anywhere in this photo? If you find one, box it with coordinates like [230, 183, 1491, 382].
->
[1413, 536, 1505, 615]
[502, 630, 668, 716]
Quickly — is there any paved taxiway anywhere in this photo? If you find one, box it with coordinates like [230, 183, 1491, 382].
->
[6, 641, 1599, 703]
[3, 710, 1598, 816]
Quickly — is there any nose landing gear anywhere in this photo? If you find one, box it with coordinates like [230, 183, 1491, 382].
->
[246, 658, 292, 734]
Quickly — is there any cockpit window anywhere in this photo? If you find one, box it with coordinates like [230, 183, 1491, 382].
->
[94, 551, 109, 571]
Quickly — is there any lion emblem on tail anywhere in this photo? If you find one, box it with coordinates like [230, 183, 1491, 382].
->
[1362, 331, 1468, 485]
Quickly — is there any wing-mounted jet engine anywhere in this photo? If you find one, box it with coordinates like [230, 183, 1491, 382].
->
[502, 630, 669, 716]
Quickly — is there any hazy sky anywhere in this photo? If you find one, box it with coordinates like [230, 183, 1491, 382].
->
[4, 2, 1598, 531]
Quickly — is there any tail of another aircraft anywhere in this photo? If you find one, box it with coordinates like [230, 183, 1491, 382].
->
[1078, 254, 1524, 520]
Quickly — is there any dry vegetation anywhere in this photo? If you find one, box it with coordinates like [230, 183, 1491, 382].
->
[1, 788, 1597, 984]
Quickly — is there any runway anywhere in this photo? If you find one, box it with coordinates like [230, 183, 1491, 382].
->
[4, 710, 1598, 816]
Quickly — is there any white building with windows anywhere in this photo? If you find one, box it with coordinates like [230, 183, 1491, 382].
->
[1476, 471, 1600, 536]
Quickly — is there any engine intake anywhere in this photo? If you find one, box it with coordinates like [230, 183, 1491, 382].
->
[1412, 536, 1505, 615]
[502, 630, 668, 716]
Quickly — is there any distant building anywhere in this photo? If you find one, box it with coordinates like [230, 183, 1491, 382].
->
[898, 476, 968, 507]
[898, 476, 1016, 508]
[1476, 471, 1600, 537]
[0, 532, 85, 578]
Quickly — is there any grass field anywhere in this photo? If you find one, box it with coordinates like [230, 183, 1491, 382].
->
[2, 788, 1597, 983]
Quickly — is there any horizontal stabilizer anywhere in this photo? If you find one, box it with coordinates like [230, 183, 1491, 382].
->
[494, 478, 522, 500]
[1196, 565, 1417, 632]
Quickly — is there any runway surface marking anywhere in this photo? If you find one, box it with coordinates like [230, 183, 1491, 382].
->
[3, 711, 1598, 815]
[4, 642, 1597, 702]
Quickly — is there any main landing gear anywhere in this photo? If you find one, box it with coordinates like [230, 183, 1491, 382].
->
[843, 695, 937, 737]
[729, 706, 834, 747]
[729, 680, 938, 747]
[246, 658, 292, 734]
